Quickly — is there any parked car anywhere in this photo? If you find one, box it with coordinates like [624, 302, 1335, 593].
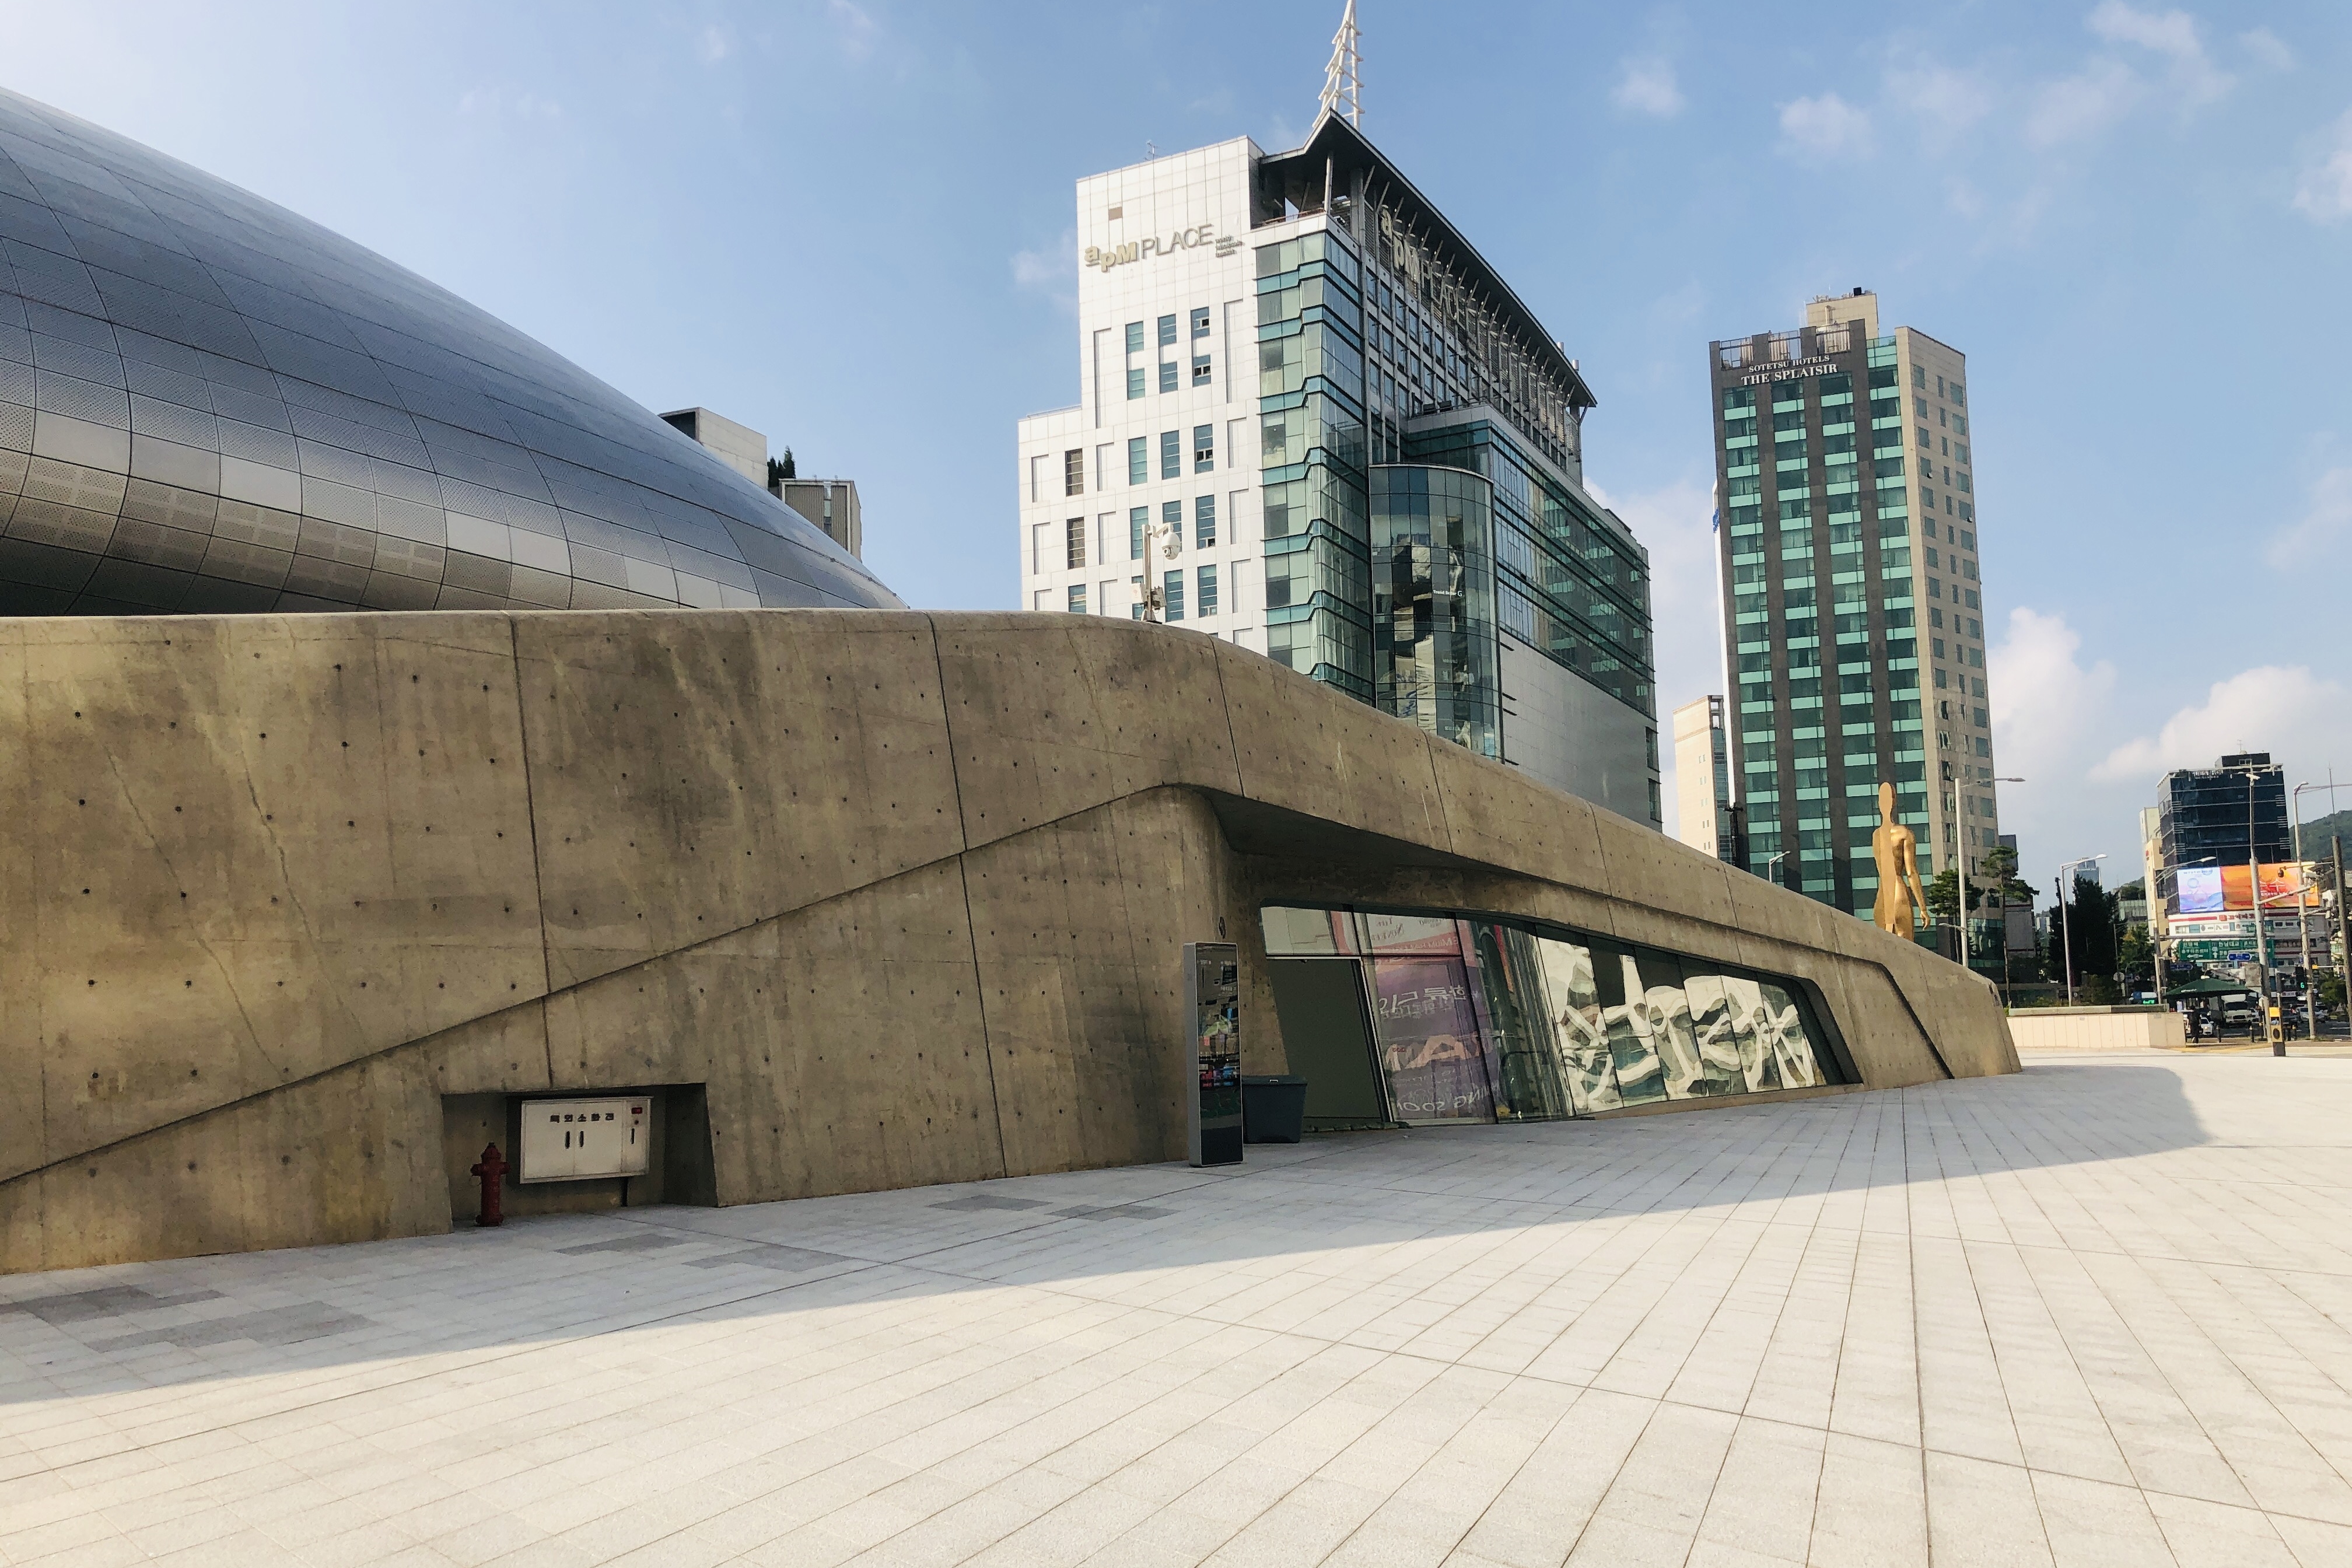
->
[2220, 1000, 2258, 1028]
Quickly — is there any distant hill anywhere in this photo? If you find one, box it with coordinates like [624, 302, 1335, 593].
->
[2306, 808, 2352, 862]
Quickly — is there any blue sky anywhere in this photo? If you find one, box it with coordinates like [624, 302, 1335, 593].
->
[6, 1, 2350, 894]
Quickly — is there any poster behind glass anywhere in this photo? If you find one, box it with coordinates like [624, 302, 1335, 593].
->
[1370, 956, 1496, 1122]
[1185, 941, 1243, 1166]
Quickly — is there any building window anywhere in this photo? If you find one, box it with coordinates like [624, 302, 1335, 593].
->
[1066, 516, 1086, 570]
[1063, 449, 1083, 498]
[1128, 437, 1147, 485]
[1160, 430, 1181, 479]
[1127, 506, 1150, 561]
[1159, 360, 1178, 394]
[1032, 590, 1049, 611]
[1125, 321, 1144, 355]
[1067, 583, 1087, 614]
[1126, 366, 1146, 400]
[1194, 494, 1217, 547]
[1913, 366, 1926, 388]
[1161, 498, 1183, 544]
[1190, 306, 1210, 340]
[1193, 424, 1214, 472]
[1130, 575, 1144, 619]
[1164, 568, 1185, 621]
[1157, 314, 1177, 348]
[1951, 382, 1966, 407]
[1198, 562, 1219, 616]
[1192, 354, 1212, 386]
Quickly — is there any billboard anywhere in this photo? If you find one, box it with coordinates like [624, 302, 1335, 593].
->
[2176, 862, 2316, 913]
[2178, 864, 2224, 912]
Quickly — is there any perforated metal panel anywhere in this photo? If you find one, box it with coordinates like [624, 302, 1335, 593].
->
[0, 88, 899, 617]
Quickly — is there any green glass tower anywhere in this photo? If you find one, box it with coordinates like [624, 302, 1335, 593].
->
[1709, 292, 2001, 917]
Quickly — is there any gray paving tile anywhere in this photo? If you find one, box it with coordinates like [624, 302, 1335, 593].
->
[0, 1052, 2347, 1567]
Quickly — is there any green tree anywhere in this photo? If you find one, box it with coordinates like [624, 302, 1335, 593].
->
[2117, 923, 2155, 986]
[1978, 842, 2036, 910]
[2053, 873, 2119, 987]
[1924, 867, 1959, 924]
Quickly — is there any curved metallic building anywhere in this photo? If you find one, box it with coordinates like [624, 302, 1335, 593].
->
[0, 88, 897, 615]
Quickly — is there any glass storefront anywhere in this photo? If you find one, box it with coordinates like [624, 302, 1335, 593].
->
[1262, 904, 1843, 1125]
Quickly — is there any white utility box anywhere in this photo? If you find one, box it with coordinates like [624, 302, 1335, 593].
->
[518, 1097, 650, 1182]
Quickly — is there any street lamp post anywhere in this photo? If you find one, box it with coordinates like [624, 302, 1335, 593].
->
[1766, 850, 1788, 889]
[2055, 853, 2106, 1006]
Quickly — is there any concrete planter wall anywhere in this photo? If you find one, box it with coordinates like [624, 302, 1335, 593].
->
[2006, 1007, 2187, 1052]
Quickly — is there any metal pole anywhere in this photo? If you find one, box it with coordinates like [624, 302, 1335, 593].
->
[2057, 872, 2075, 1006]
[2295, 784, 2314, 1041]
[2248, 768, 2267, 1037]
[2337, 832, 2348, 1037]
[1950, 771, 1968, 974]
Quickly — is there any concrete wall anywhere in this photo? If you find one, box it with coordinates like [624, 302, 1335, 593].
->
[0, 610, 2016, 1273]
[2007, 1008, 2186, 1052]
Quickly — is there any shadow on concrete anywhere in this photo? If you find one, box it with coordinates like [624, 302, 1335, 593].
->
[0, 1059, 2221, 1408]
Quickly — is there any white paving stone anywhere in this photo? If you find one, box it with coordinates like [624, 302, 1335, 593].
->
[2, 1051, 2350, 1566]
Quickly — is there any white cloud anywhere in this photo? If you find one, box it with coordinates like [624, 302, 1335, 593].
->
[1012, 230, 1076, 313]
[2293, 110, 2352, 223]
[2263, 466, 2352, 565]
[1990, 608, 2119, 800]
[2240, 27, 2294, 71]
[2025, 59, 2141, 145]
[1887, 64, 1992, 146]
[457, 88, 562, 122]
[1612, 58, 1684, 119]
[696, 24, 733, 65]
[2092, 666, 2350, 782]
[1778, 94, 1871, 160]
[2087, 1, 2232, 103]
[829, 0, 878, 61]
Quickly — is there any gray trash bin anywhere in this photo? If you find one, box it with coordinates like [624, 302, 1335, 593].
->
[1242, 1076, 1308, 1143]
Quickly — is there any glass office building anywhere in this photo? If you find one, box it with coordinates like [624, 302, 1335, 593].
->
[0, 88, 894, 618]
[2157, 752, 2291, 910]
[1261, 904, 1847, 1128]
[1708, 291, 2001, 914]
[1018, 113, 1661, 825]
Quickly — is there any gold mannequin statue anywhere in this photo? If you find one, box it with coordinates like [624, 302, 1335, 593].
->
[1871, 780, 1927, 936]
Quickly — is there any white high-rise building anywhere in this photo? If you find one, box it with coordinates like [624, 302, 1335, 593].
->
[1014, 67, 1662, 823]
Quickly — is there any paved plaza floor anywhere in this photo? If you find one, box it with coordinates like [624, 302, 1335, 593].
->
[5, 1051, 2352, 1567]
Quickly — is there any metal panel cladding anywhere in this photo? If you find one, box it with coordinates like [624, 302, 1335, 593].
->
[0, 88, 900, 616]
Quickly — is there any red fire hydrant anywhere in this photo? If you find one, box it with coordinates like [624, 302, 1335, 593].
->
[470, 1143, 509, 1227]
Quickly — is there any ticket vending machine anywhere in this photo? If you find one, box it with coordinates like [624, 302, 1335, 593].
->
[1186, 942, 1243, 1167]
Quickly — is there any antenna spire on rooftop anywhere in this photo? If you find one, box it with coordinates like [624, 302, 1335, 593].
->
[1320, 0, 1362, 127]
